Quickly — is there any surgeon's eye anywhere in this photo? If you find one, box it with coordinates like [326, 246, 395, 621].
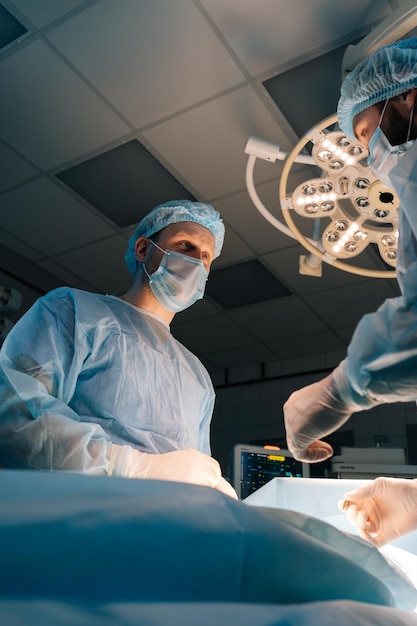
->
[178, 240, 192, 251]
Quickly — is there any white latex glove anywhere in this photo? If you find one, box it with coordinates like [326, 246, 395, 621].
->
[284, 372, 353, 463]
[109, 444, 237, 499]
[338, 477, 417, 548]
[284, 361, 380, 463]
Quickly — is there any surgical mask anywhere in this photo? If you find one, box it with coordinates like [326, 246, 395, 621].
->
[367, 99, 415, 187]
[143, 240, 208, 313]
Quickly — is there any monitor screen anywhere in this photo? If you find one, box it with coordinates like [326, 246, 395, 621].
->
[231, 444, 310, 500]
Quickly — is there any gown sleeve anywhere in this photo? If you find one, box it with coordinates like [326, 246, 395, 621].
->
[342, 141, 417, 405]
[0, 288, 111, 472]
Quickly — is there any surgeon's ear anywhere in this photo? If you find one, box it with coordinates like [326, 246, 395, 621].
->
[135, 237, 151, 263]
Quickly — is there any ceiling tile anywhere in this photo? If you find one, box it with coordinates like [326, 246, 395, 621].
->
[0, 245, 63, 296]
[335, 326, 357, 345]
[202, 343, 280, 369]
[262, 246, 394, 296]
[57, 139, 195, 228]
[0, 178, 115, 255]
[304, 279, 395, 329]
[51, 235, 132, 294]
[46, 0, 245, 128]
[206, 259, 291, 308]
[0, 230, 42, 261]
[263, 44, 346, 136]
[143, 86, 296, 199]
[172, 314, 256, 354]
[0, 3, 28, 49]
[36, 258, 99, 292]
[0, 142, 39, 192]
[215, 183, 302, 256]
[201, 0, 392, 76]
[10, 0, 87, 29]
[212, 224, 253, 268]
[229, 297, 328, 341]
[268, 330, 346, 359]
[0, 40, 130, 169]
[172, 296, 221, 325]
[0, 0, 411, 373]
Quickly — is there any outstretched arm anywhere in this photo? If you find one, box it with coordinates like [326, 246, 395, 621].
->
[284, 361, 380, 462]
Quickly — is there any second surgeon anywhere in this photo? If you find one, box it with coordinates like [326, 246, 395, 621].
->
[0, 199, 237, 498]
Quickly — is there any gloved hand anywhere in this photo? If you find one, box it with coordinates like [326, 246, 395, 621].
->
[284, 361, 380, 463]
[284, 373, 352, 463]
[338, 477, 417, 548]
[109, 444, 238, 499]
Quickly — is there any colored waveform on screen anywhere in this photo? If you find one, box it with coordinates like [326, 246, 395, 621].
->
[240, 451, 303, 499]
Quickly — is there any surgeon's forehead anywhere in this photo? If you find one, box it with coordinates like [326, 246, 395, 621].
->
[161, 222, 215, 247]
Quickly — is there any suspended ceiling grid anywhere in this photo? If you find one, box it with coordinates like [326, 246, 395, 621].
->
[0, 0, 411, 374]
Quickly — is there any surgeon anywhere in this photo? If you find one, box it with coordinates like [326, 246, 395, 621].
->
[0, 199, 237, 499]
[284, 38, 417, 544]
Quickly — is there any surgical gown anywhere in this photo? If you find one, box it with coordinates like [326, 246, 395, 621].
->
[343, 140, 417, 405]
[0, 287, 214, 472]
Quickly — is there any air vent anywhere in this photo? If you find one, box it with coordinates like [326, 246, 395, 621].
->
[0, 4, 28, 49]
[57, 140, 195, 228]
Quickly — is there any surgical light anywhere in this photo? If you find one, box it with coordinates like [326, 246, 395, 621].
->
[245, 114, 399, 278]
[244, 0, 417, 278]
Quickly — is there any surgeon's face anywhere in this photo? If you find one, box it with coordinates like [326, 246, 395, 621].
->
[146, 222, 216, 275]
[352, 105, 381, 149]
[353, 97, 417, 149]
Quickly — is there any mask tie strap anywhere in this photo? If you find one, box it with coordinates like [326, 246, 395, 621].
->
[406, 101, 415, 143]
[143, 239, 166, 284]
[143, 262, 153, 284]
[378, 99, 389, 127]
[148, 239, 169, 255]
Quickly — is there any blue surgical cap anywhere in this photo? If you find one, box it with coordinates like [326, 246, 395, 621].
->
[125, 200, 225, 275]
[337, 37, 417, 139]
